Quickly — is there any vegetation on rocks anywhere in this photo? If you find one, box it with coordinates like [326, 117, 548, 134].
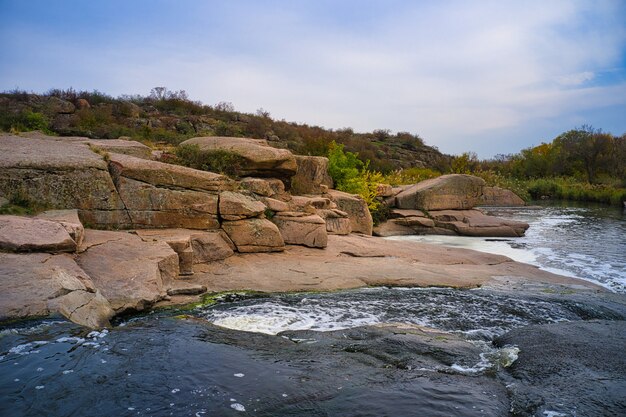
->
[175, 144, 246, 177]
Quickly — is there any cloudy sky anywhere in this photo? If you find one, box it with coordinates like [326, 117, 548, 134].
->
[1, 0, 625, 157]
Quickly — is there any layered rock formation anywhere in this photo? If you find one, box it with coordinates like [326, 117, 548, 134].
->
[375, 174, 529, 238]
[179, 136, 297, 181]
[290, 155, 333, 195]
[0, 133, 539, 331]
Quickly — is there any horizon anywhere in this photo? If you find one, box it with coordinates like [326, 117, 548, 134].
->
[1, 0, 625, 157]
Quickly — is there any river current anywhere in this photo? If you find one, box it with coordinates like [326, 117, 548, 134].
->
[389, 202, 626, 293]
[1, 203, 624, 416]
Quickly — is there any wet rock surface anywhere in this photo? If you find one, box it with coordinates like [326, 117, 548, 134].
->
[495, 320, 626, 417]
[2, 287, 625, 417]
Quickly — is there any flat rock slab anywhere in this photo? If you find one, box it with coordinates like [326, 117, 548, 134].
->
[36, 209, 85, 247]
[169, 234, 599, 297]
[0, 252, 113, 328]
[108, 153, 235, 193]
[0, 215, 76, 252]
[87, 139, 152, 160]
[495, 320, 626, 416]
[430, 209, 529, 237]
[76, 230, 179, 313]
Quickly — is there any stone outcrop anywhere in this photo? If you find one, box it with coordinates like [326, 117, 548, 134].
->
[108, 153, 234, 229]
[374, 208, 529, 238]
[189, 231, 235, 263]
[429, 210, 529, 237]
[271, 212, 328, 248]
[0, 134, 130, 226]
[218, 191, 266, 221]
[290, 155, 333, 195]
[328, 189, 373, 235]
[0, 215, 77, 253]
[395, 174, 485, 210]
[317, 209, 352, 235]
[179, 136, 298, 181]
[480, 186, 525, 206]
[135, 228, 235, 268]
[77, 230, 179, 313]
[0, 252, 114, 328]
[260, 197, 290, 212]
[240, 177, 286, 198]
[221, 218, 285, 253]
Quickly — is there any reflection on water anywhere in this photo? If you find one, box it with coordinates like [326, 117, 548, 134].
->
[389, 202, 626, 293]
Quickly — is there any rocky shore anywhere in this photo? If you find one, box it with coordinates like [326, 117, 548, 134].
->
[1, 132, 625, 416]
[0, 131, 597, 329]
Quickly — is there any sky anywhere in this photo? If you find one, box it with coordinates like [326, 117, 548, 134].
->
[1, 0, 625, 157]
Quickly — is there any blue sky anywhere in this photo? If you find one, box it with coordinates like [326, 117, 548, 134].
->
[1, 0, 625, 157]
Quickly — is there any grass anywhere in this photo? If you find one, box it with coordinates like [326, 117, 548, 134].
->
[175, 144, 247, 177]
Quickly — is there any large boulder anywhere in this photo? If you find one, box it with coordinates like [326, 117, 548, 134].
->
[0, 252, 114, 328]
[135, 228, 235, 265]
[221, 218, 285, 253]
[108, 152, 235, 193]
[290, 155, 333, 195]
[395, 174, 486, 211]
[429, 210, 529, 237]
[179, 136, 297, 181]
[317, 209, 352, 235]
[271, 212, 328, 248]
[0, 215, 77, 253]
[240, 177, 286, 198]
[77, 230, 179, 313]
[480, 186, 526, 206]
[328, 190, 373, 235]
[108, 153, 234, 229]
[218, 191, 266, 221]
[0, 134, 131, 227]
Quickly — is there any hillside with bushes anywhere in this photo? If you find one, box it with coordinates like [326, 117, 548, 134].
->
[0, 87, 450, 173]
[1, 87, 624, 207]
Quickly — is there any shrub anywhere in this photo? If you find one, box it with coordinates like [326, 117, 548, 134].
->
[382, 167, 441, 186]
[175, 144, 246, 177]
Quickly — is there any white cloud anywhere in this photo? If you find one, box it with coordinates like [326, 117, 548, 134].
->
[1, 0, 625, 157]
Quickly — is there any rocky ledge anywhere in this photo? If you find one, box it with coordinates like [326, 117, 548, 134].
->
[0, 132, 588, 329]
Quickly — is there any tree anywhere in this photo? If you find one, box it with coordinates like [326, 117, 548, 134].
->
[451, 152, 480, 174]
[557, 126, 614, 183]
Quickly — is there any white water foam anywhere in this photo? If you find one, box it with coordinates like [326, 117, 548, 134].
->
[209, 301, 381, 335]
[386, 234, 538, 264]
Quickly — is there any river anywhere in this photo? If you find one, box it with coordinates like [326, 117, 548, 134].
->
[388, 202, 626, 293]
[1, 203, 625, 416]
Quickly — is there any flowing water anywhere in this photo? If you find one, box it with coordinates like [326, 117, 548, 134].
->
[389, 202, 626, 293]
[1, 202, 625, 416]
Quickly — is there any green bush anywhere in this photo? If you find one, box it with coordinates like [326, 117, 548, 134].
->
[176, 144, 246, 177]
[0, 110, 52, 133]
[381, 167, 441, 186]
